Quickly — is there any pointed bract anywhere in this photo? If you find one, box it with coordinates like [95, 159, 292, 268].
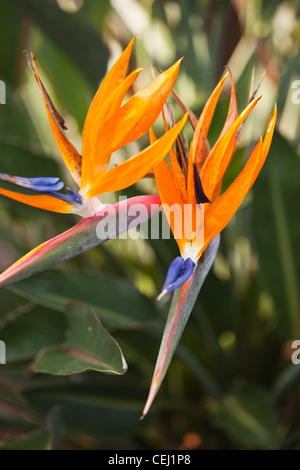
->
[0, 195, 161, 288]
[142, 235, 220, 418]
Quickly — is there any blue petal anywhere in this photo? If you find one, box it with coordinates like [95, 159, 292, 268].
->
[29, 181, 65, 193]
[161, 256, 185, 291]
[193, 163, 211, 204]
[0, 173, 64, 193]
[45, 189, 82, 205]
[158, 257, 195, 300]
[0, 172, 82, 205]
[67, 188, 82, 204]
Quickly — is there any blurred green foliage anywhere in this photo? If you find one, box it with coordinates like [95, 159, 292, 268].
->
[0, 0, 299, 450]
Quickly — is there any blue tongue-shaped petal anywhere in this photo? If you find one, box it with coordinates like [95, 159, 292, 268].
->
[157, 257, 195, 300]
[0, 173, 64, 193]
[0, 173, 82, 205]
[142, 234, 221, 418]
[66, 188, 82, 205]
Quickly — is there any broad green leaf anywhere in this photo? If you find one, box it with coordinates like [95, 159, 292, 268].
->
[33, 302, 127, 375]
[142, 234, 220, 417]
[1, 306, 66, 362]
[12, 0, 109, 87]
[209, 385, 278, 448]
[9, 268, 157, 329]
[252, 131, 300, 337]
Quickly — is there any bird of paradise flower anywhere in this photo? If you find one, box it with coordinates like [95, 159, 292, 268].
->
[0, 37, 187, 287]
[142, 69, 277, 417]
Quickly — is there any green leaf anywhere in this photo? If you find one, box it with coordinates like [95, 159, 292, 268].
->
[209, 385, 278, 448]
[142, 234, 220, 417]
[12, 0, 109, 87]
[0, 290, 29, 322]
[0, 86, 41, 144]
[25, 384, 144, 438]
[9, 268, 156, 329]
[271, 362, 300, 403]
[33, 302, 127, 375]
[0, 0, 23, 86]
[1, 306, 66, 362]
[3, 428, 51, 450]
[0, 387, 40, 427]
[46, 407, 67, 450]
[252, 131, 300, 337]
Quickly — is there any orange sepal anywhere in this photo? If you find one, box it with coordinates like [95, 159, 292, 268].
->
[190, 73, 228, 171]
[216, 67, 238, 143]
[82, 36, 136, 151]
[154, 158, 185, 252]
[28, 53, 82, 185]
[101, 60, 182, 154]
[87, 113, 188, 198]
[249, 104, 277, 187]
[0, 187, 73, 213]
[81, 68, 142, 187]
[186, 75, 228, 206]
[152, 125, 185, 252]
[161, 109, 187, 203]
[197, 104, 276, 258]
[200, 95, 262, 201]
